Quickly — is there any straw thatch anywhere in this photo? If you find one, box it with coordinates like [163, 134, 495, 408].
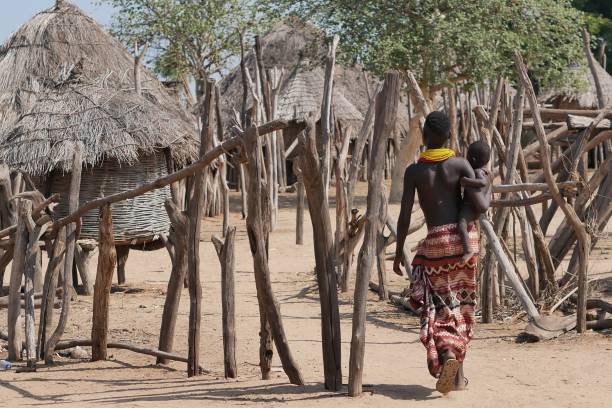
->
[0, 2, 198, 243]
[539, 60, 612, 109]
[219, 18, 411, 135]
[276, 62, 364, 124]
[0, 1, 198, 175]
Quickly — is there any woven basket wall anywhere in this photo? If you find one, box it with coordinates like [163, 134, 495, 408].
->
[48, 152, 171, 243]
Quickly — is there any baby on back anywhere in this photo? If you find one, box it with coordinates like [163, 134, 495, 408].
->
[458, 141, 493, 263]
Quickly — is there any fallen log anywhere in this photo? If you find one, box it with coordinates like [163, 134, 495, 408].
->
[389, 295, 419, 315]
[368, 281, 401, 299]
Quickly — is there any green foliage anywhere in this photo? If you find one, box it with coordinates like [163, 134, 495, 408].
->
[100, 0, 270, 92]
[272, 0, 586, 92]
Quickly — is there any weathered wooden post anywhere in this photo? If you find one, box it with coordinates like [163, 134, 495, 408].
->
[24, 201, 48, 369]
[299, 119, 343, 390]
[320, 35, 340, 202]
[45, 145, 82, 363]
[7, 199, 29, 361]
[349, 71, 401, 397]
[91, 204, 117, 361]
[243, 125, 304, 385]
[515, 51, 592, 333]
[38, 228, 66, 360]
[115, 246, 129, 285]
[212, 227, 237, 379]
[157, 199, 189, 364]
[185, 79, 215, 377]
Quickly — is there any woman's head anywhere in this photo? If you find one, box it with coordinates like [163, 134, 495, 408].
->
[423, 111, 450, 149]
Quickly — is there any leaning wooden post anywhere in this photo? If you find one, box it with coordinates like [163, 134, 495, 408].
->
[514, 51, 592, 333]
[212, 227, 237, 379]
[157, 199, 189, 364]
[298, 119, 343, 390]
[243, 125, 304, 385]
[7, 199, 28, 361]
[37, 228, 66, 361]
[480, 216, 540, 319]
[91, 204, 117, 361]
[582, 29, 605, 110]
[349, 71, 401, 397]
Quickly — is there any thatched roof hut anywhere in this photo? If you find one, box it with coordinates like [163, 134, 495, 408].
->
[219, 18, 411, 135]
[0, 1, 198, 244]
[539, 60, 612, 109]
[276, 62, 364, 125]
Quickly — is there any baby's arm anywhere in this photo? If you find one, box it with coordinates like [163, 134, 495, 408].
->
[461, 177, 487, 188]
[463, 169, 492, 214]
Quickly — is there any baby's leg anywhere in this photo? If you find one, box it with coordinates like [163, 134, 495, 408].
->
[458, 206, 477, 263]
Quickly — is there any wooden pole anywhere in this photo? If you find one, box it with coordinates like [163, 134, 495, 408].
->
[480, 216, 540, 319]
[349, 71, 401, 397]
[115, 246, 129, 285]
[298, 119, 343, 391]
[243, 125, 304, 385]
[24, 202, 45, 368]
[157, 199, 189, 364]
[185, 79, 214, 377]
[582, 29, 606, 110]
[7, 198, 27, 360]
[320, 35, 340, 203]
[448, 87, 459, 152]
[376, 189, 389, 301]
[514, 51, 594, 333]
[45, 146, 82, 363]
[91, 204, 117, 361]
[74, 244, 94, 295]
[37, 228, 65, 360]
[212, 227, 237, 379]
[347, 84, 381, 212]
[294, 161, 305, 246]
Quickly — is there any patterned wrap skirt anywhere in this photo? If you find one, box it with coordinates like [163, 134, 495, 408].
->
[409, 222, 479, 378]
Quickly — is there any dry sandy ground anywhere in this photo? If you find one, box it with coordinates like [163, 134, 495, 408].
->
[1, 185, 611, 408]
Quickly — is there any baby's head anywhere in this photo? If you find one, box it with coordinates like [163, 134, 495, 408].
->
[467, 140, 490, 169]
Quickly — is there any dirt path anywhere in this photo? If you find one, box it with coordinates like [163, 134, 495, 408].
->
[1, 188, 610, 407]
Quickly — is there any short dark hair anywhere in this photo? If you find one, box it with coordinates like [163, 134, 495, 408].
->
[467, 140, 491, 169]
[423, 111, 450, 148]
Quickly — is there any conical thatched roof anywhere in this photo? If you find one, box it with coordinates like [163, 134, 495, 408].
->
[539, 59, 612, 109]
[220, 18, 411, 134]
[276, 62, 363, 123]
[0, 1, 198, 175]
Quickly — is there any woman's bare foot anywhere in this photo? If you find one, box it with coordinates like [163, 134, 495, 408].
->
[436, 352, 459, 394]
[454, 363, 468, 391]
